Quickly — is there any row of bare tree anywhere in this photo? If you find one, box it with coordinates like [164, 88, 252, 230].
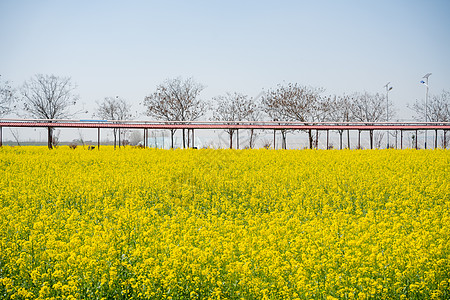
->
[144, 79, 449, 149]
[1, 74, 449, 149]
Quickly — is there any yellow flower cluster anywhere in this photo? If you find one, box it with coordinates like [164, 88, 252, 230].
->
[0, 146, 449, 299]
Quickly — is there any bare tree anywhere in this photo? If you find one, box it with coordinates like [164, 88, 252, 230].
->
[410, 90, 449, 122]
[144, 77, 206, 148]
[211, 92, 258, 149]
[351, 91, 394, 149]
[247, 100, 262, 149]
[409, 90, 450, 147]
[374, 131, 385, 149]
[143, 83, 180, 148]
[260, 86, 287, 149]
[308, 92, 330, 148]
[94, 96, 132, 149]
[261, 83, 326, 149]
[325, 94, 353, 149]
[21, 74, 79, 149]
[1, 75, 15, 117]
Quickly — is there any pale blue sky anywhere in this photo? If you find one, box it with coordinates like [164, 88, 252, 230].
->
[1, 0, 450, 123]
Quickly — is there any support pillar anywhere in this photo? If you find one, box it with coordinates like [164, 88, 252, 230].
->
[415, 130, 418, 149]
[395, 130, 398, 149]
[143, 129, 146, 147]
[0, 126, 2, 147]
[315, 129, 318, 149]
[98, 128, 100, 150]
[347, 129, 351, 149]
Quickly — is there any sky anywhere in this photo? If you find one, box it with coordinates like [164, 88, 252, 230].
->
[1, 0, 449, 144]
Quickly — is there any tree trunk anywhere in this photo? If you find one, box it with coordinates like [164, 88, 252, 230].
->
[401, 130, 403, 149]
[339, 131, 343, 150]
[229, 130, 233, 149]
[113, 129, 117, 150]
[182, 129, 186, 148]
[187, 129, 190, 148]
[281, 130, 287, 149]
[370, 130, 374, 149]
[171, 129, 175, 149]
[308, 129, 313, 149]
[358, 130, 361, 149]
[249, 129, 255, 149]
[435, 129, 438, 149]
[47, 127, 53, 150]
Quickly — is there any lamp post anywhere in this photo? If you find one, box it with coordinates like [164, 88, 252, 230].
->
[421, 73, 431, 149]
[384, 82, 393, 148]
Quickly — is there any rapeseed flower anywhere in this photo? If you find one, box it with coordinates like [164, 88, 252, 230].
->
[0, 146, 448, 299]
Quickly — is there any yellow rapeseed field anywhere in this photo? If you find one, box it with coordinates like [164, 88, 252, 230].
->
[0, 146, 449, 299]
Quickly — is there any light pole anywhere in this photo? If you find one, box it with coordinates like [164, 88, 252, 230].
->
[421, 73, 431, 149]
[384, 82, 393, 148]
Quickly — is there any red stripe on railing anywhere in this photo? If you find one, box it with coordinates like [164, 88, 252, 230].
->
[0, 122, 449, 130]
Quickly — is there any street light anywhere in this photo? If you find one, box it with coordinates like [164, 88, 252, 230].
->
[421, 73, 431, 149]
[384, 82, 393, 148]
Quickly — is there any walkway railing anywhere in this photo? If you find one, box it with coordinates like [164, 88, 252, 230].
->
[1, 118, 449, 149]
